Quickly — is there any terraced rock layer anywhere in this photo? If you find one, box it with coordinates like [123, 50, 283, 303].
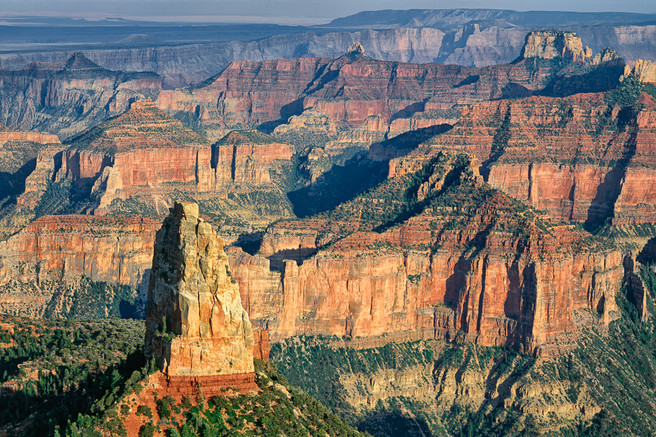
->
[409, 89, 656, 229]
[157, 32, 623, 140]
[0, 53, 161, 138]
[230, 152, 623, 355]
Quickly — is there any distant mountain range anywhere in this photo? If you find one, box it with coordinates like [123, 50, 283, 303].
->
[1, 9, 655, 88]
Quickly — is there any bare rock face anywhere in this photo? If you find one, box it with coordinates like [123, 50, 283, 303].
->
[230, 153, 623, 356]
[0, 53, 161, 139]
[145, 201, 254, 377]
[156, 36, 622, 141]
[622, 59, 656, 84]
[520, 30, 591, 62]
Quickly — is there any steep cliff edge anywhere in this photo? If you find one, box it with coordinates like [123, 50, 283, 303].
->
[231, 151, 623, 355]
[144, 202, 255, 381]
[0, 53, 161, 139]
[413, 82, 656, 238]
[0, 125, 62, 219]
[39, 100, 295, 230]
[157, 32, 623, 142]
[0, 214, 159, 318]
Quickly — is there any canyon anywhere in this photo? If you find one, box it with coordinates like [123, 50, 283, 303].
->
[0, 53, 161, 139]
[156, 32, 624, 141]
[1, 10, 655, 89]
[1, 33, 653, 354]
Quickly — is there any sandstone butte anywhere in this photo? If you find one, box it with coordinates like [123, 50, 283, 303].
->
[0, 52, 161, 139]
[155, 31, 623, 141]
[122, 202, 263, 433]
[50, 100, 293, 215]
[144, 202, 259, 394]
[623, 59, 656, 85]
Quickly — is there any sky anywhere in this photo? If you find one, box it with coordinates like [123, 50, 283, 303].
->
[2, 0, 655, 24]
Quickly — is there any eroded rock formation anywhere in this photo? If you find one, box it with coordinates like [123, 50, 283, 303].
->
[144, 201, 255, 378]
[622, 59, 656, 84]
[156, 33, 623, 141]
[412, 91, 656, 232]
[0, 53, 161, 138]
[230, 152, 623, 356]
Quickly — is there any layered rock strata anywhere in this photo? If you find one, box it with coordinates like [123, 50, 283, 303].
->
[144, 202, 256, 381]
[0, 214, 159, 317]
[0, 214, 158, 288]
[157, 33, 623, 140]
[411, 91, 656, 229]
[51, 100, 294, 222]
[0, 53, 161, 138]
[230, 152, 623, 356]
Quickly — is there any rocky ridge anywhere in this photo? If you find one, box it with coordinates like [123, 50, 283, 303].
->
[230, 152, 623, 356]
[405, 85, 656, 240]
[2, 10, 656, 89]
[0, 100, 297, 231]
[0, 53, 161, 139]
[157, 32, 623, 143]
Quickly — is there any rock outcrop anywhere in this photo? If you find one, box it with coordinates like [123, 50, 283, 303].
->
[144, 202, 255, 379]
[0, 125, 62, 209]
[622, 58, 656, 84]
[0, 53, 161, 139]
[230, 152, 623, 356]
[212, 130, 295, 185]
[412, 91, 656, 232]
[157, 33, 623, 141]
[519, 30, 593, 63]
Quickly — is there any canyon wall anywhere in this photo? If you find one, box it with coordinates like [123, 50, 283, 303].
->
[0, 53, 161, 139]
[229, 153, 623, 356]
[48, 100, 295, 220]
[410, 91, 656, 229]
[1, 19, 654, 89]
[156, 33, 623, 141]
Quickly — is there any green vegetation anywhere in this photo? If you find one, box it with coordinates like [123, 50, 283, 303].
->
[0, 316, 146, 435]
[216, 129, 280, 145]
[0, 315, 366, 436]
[605, 75, 656, 108]
[271, 263, 656, 436]
[74, 359, 366, 436]
[295, 151, 560, 253]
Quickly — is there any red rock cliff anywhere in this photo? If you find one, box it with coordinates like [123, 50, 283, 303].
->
[413, 92, 656, 228]
[229, 152, 623, 356]
[156, 36, 622, 139]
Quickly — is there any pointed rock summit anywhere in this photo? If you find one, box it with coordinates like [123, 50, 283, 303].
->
[63, 52, 103, 71]
[519, 30, 622, 65]
[344, 42, 371, 61]
[145, 201, 255, 377]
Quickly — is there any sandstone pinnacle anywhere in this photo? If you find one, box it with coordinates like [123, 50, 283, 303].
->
[144, 201, 254, 377]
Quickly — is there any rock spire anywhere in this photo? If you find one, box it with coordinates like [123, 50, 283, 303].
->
[144, 201, 254, 377]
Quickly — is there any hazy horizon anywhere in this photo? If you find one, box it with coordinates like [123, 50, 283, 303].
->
[1, 1, 655, 25]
